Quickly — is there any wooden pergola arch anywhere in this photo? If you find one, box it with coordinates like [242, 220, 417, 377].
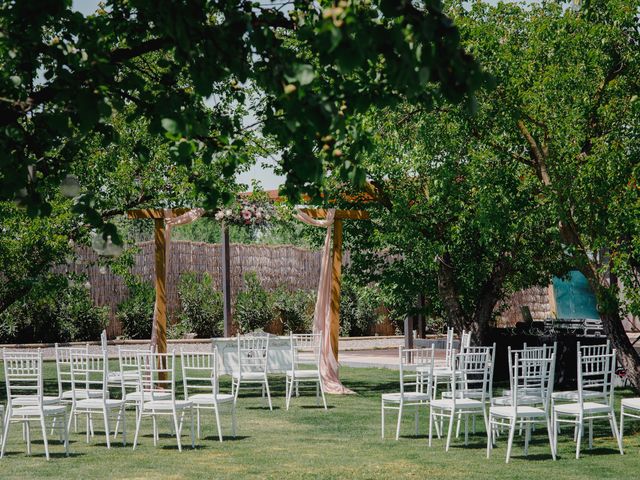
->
[127, 206, 369, 361]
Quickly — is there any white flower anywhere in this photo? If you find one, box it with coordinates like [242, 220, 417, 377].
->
[214, 211, 224, 221]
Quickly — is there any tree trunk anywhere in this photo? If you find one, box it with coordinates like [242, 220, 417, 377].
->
[582, 270, 640, 391]
[436, 253, 469, 335]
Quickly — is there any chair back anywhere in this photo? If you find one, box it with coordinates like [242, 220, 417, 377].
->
[578, 349, 616, 406]
[181, 349, 220, 398]
[237, 334, 269, 374]
[100, 329, 108, 352]
[443, 327, 455, 368]
[398, 346, 435, 397]
[459, 330, 471, 353]
[578, 340, 611, 358]
[70, 351, 112, 401]
[451, 348, 491, 404]
[290, 333, 321, 370]
[55, 343, 89, 395]
[136, 351, 177, 401]
[3, 349, 45, 407]
[118, 346, 151, 390]
[509, 352, 556, 412]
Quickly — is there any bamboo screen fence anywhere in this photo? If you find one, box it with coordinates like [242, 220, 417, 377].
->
[54, 241, 323, 338]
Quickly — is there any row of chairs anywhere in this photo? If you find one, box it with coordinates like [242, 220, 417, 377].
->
[382, 331, 640, 463]
[0, 331, 326, 459]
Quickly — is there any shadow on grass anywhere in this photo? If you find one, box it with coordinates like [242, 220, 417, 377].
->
[201, 435, 250, 442]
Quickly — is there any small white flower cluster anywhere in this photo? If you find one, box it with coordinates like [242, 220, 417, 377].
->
[214, 200, 274, 227]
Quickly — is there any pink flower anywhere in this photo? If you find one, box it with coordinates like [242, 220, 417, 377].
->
[241, 209, 252, 220]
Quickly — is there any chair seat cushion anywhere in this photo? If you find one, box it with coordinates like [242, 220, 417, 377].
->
[125, 391, 171, 402]
[286, 370, 320, 379]
[11, 405, 67, 417]
[62, 389, 104, 400]
[233, 371, 266, 381]
[12, 395, 61, 406]
[552, 389, 603, 401]
[188, 393, 234, 405]
[382, 392, 430, 403]
[554, 402, 612, 415]
[75, 398, 124, 410]
[490, 405, 546, 418]
[621, 397, 640, 410]
[430, 398, 483, 410]
[492, 394, 543, 406]
[143, 400, 192, 411]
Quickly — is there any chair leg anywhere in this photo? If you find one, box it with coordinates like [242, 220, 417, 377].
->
[486, 416, 493, 459]
[172, 412, 182, 452]
[214, 405, 223, 442]
[524, 422, 531, 456]
[445, 410, 455, 452]
[62, 413, 70, 457]
[381, 401, 385, 439]
[196, 407, 201, 439]
[132, 410, 142, 450]
[319, 377, 327, 410]
[152, 416, 158, 446]
[546, 415, 556, 460]
[103, 409, 111, 449]
[609, 412, 623, 455]
[231, 402, 237, 438]
[191, 408, 195, 449]
[40, 416, 50, 460]
[1, 416, 11, 459]
[575, 419, 582, 459]
[506, 418, 516, 464]
[26, 421, 31, 456]
[286, 376, 293, 411]
[395, 403, 403, 441]
[120, 405, 127, 446]
[264, 378, 273, 411]
[588, 419, 593, 450]
[620, 406, 625, 451]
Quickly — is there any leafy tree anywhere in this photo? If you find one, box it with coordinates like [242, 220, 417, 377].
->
[0, 0, 485, 245]
[441, 1, 640, 387]
[335, 101, 565, 345]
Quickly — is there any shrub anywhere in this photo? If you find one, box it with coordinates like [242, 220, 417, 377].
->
[339, 279, 382, 337]
[0, 275, 108, 343]
[234, 272, 275, 333]
[177, 272, 224, 338]
[272, 288, 314, 333]
[116, 277, 154, 339]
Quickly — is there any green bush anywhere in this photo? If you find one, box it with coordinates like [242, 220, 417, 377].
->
[272, 288, 314, 333]
[339, 279, 382, 337]
[0, 275, 108, 343]
[234, 272, 275, 333]
[177, 272, 224, 338]
[116, 277, 154, 339]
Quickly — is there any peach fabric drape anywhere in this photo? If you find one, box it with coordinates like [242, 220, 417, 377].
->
[295, 209, 353, 394]
[150, 208, 205, 347]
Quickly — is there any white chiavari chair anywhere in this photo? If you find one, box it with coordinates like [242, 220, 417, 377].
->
[381, 346, 435, 440]
[232, 334, 272, 410]
[285, 333, 327, 410]
[181, 349, 236, 441]
[1, 350, 69, 460]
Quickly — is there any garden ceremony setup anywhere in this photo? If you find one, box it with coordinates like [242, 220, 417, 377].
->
[2, 0, 640, 479]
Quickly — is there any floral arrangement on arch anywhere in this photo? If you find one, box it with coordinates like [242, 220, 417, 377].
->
[214, 199, 276, 227]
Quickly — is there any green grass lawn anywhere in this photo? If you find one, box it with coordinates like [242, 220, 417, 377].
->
[0, 361, 638, 479]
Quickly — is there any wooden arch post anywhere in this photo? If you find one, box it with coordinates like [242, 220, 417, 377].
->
[127, 208, 234, 359]
[299, 208, 369, 360]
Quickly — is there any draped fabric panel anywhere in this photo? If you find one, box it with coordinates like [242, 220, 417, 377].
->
[295, 209, 353, 394]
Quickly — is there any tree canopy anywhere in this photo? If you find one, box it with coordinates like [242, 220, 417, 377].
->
[0, 0, 485, 240]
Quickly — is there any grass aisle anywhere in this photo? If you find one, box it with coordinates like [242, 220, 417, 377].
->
[0, 362, 638, 479]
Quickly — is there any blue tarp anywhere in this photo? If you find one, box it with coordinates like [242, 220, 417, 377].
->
[552, 270, 600, 320]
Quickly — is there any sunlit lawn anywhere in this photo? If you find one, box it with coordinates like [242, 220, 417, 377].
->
[0, 361, 638, 479]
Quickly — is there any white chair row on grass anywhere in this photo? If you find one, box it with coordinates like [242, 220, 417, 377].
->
[0, 331, 326, 460]
[381, 332, 640, 463]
